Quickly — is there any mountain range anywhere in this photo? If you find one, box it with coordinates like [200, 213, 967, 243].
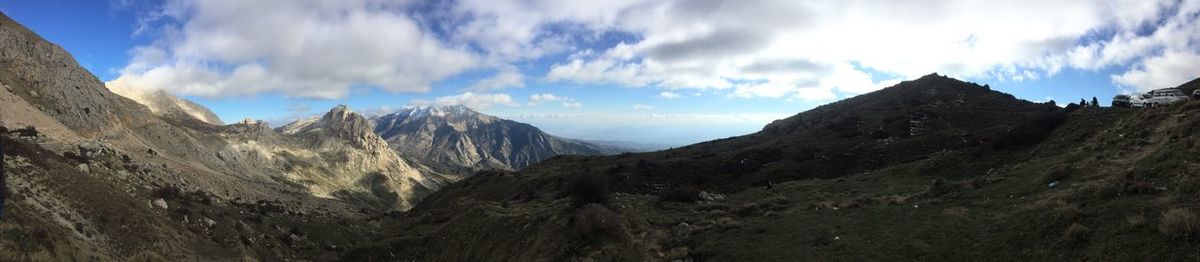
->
[4, 9, 1200, 261]
[0, 11, 623, 260]
[372, 105, 629, 172]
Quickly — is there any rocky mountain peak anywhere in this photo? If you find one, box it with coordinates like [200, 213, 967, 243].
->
[372, 104, 625, 172]
[396, 105, 482, 120]
[319, 104, 374, 140]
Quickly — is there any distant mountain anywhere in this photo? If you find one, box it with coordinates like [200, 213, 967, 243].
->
[353, 74, 1100, 260]
[372, 105, 628, 172]
[107, 85, 225, 125]
[273, 105, 452, 210]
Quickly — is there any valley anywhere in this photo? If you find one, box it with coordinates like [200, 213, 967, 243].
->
[3, 3, 1200, 261]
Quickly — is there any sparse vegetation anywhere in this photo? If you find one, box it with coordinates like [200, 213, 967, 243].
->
[1160, 208, 1199, 238]
[992, 111, 1067, 150]
[567, 173, 612, 207]
[1062, 223, 1089, 245]
[573, 204, 624, 241]
[658, 186, 702, 202]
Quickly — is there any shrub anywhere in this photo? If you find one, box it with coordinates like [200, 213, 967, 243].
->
[567, 174, 612, 207]
[153, 185, 183, 200]
[14, 126, 38, 138]
[659, 186, 702, 203]
[1160, 208, 1200, 238]
[573, 204, 623, 241]
[1062, 223, 1089, 245]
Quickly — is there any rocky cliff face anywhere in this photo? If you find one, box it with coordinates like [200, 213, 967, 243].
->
[372, 105, 625, 171]
[0, 12, 156, 138]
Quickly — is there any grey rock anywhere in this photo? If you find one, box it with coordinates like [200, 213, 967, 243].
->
[699, 191, 726, 202]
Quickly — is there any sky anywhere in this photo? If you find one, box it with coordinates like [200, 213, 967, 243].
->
[1, 0, 1198, 146]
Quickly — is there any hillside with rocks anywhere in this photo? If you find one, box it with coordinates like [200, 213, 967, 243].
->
[5, 7, 1200, 261]
[349, 75, 1200, 261]
[0, 12, 444, 260]
[372, 105, 629, 172]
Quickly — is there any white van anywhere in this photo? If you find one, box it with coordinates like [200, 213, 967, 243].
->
[1131, 93, 1152, 108]
[1149, 88, 1189, 107]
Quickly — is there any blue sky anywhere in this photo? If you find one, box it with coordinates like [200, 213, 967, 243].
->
[2, 0, 1198, 146]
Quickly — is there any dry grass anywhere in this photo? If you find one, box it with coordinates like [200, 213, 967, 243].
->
[1159, 208, 1199, 238]
[1062, 223, 1089, 245]
[573, 204, 624, 241]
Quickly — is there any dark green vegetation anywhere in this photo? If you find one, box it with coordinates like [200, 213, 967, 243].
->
[350, 74, 1200, 261]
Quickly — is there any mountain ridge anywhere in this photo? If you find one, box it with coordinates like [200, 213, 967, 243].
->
[372, 104, 630, 172]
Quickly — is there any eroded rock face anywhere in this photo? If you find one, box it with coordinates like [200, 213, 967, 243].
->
[372, 105, 623, 172]
[0, 12, 155, 138]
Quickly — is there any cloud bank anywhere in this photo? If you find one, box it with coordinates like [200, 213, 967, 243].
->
[110, 0, 1200, 100]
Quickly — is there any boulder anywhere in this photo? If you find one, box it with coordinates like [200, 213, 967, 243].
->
[153, 198, 168, 209]
[699, 191, 726, 202]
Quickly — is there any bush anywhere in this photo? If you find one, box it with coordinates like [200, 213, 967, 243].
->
[567, 174, 612, 207]
[573, 204, 623, 241]
[659, 186, 702, 202]
[1160, 208, 1200, 238]
[14, 126, 38, 138]
[992, 112, 1067, 150]
[1062, 223, 1089, 245]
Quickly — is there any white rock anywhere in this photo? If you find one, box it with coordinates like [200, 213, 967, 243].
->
[153, 198, 168, 209]
[76, 163, 89, 173]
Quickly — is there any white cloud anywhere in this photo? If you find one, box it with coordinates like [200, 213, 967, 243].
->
[632, 104, 655, 111]
[562, 101, 583, 108]
[657, 91, 681, 99]
[115, 0, 1200, 103]
[410, 92, 519, 110]
[1112, 50, 1200, 92]
[528, 0, 1200, 100]
[469, 67, 525, 91]
[112, 0, 476, 99]
[528, 93, 574, 106]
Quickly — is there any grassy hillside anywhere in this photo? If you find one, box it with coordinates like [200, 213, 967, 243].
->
[350, 75, 1200, 261]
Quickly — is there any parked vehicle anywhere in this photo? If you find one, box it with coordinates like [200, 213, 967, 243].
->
[1149, 88, 1188, 107]
[1131, 93, 1152, 108]
[1193, 89, 1200, 100]
[1112, 95, 1131, 107]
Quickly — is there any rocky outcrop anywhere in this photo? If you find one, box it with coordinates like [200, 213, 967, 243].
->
[372, 105, 626, 171]
[280, 105, 383, 151]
